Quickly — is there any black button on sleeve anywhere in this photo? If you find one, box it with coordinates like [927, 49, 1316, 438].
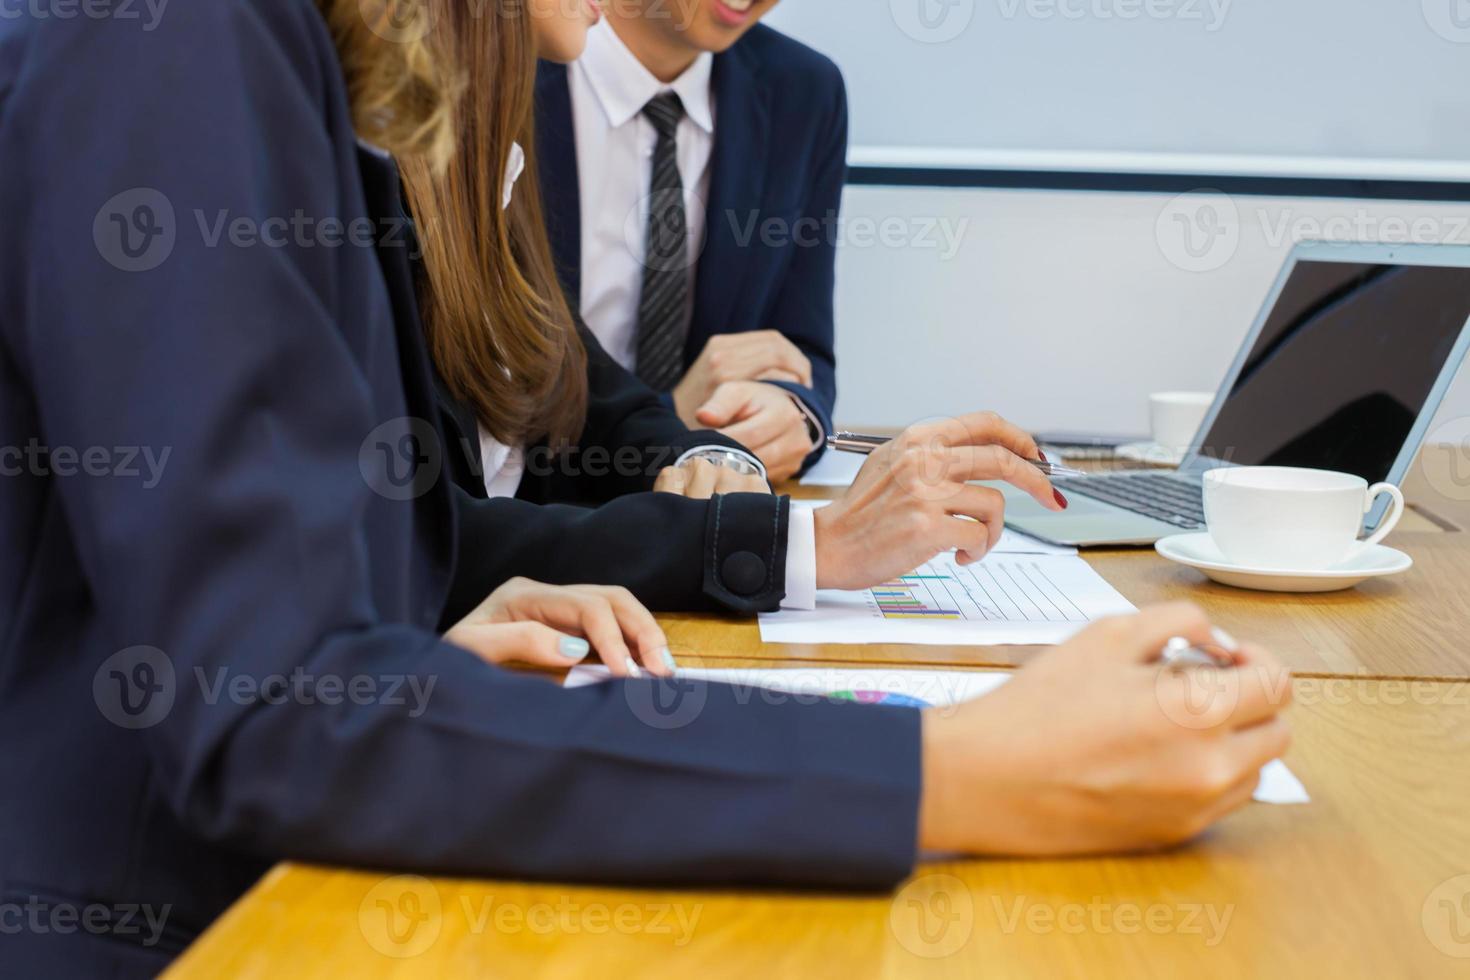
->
[721, 551, 768, 597]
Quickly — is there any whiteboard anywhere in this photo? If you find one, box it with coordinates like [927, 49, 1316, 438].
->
[765, 1, 1470, 181]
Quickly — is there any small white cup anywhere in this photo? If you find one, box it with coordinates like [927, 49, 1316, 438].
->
[1149, 391, 1214, 455]
[1202, 466, 1405, 571]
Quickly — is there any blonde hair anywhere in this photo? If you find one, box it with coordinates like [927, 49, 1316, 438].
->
[317, 0, 460, 170]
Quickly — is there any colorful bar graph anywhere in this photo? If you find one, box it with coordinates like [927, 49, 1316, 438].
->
[870, 577, 961, 619]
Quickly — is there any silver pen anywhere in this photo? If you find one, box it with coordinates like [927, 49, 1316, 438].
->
[1160, 635, 1232, 669]
[825, 430, 1088, 479]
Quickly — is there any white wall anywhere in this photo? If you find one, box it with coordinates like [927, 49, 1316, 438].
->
[768, 2, 1470, 174]
[828, 185, 1470, 443]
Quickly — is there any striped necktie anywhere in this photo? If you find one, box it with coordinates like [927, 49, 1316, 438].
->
[635, 91, 691, 391]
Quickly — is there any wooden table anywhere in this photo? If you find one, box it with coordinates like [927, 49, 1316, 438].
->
[167, 665, 1470, 979]
[656, 527, 1470, 681]
[167, 446, 1470, 978]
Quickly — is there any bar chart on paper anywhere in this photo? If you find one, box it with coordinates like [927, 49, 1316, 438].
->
[759, 554, 1136, 646]
[870, 559, 1094, 622]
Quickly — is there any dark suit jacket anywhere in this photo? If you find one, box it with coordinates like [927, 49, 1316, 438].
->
[437, 321, 800, 618]
[535, 24, 847, 470]
[0, 4, 918, 977]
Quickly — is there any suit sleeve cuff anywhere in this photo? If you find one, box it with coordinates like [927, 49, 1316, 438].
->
[781, 503, 817, 610]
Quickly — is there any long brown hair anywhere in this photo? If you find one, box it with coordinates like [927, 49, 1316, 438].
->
[397, 0, 589, 450]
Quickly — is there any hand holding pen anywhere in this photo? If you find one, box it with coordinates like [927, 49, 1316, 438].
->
[827, 430, 1088, 479]
[809, 412, 1070, 590]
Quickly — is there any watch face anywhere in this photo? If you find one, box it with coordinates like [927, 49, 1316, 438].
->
[693, 450, 761, 477]
[717, 452, 762, 477]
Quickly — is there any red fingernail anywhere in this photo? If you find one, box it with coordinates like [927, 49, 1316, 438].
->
[1054, 489, 1069, 509]
[1038, 449, 1049, 462]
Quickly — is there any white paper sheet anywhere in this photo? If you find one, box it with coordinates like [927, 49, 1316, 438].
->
[798, 450, 865, 486]
[788, 500, 1077, 556]
[759, 553, 1132, 646]
[564, 665, 1308, 805]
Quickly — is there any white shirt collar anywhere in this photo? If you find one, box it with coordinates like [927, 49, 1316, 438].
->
[501, 141, 526, 211]
[578, 19, 714, 135]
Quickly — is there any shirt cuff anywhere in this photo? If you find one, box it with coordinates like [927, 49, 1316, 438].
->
[786, 393, 826, 449]
[781, 503, 817, 610]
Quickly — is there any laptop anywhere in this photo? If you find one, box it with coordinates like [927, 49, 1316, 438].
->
[1000, 241, 1470, 547]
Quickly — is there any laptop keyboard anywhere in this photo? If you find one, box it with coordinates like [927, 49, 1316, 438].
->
[1052, 473, 1207, 529]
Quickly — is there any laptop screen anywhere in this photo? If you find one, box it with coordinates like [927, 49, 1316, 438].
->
[1195, 260, 1470, 481]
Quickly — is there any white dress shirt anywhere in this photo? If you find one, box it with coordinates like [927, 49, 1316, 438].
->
[569, 20, 715, 372]
[475, 46, 818, 609]
[476, 142, 530, 500]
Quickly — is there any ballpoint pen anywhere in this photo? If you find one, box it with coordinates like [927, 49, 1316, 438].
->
[1160, 628, 1241, 669]
[825, 430, 1089, 479]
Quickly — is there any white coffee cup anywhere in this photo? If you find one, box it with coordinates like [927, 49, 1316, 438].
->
[1149, 391, 1214, 455]
[1202, 466, 1405, 570]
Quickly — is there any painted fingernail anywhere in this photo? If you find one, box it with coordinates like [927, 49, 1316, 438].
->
[658, 647, 677, 671]
[1053, 488, 1069, 509]
[1211, 627, 1240, 653]
[558, 636, 590, 660]
[627, 660, 643, 678]
[1038, 449, 1049, 462]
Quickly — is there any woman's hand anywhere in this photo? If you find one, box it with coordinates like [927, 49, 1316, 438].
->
[919, 603, 1293, 856]
[813, 411, 1064, 590]
[445, 577, 674, 678]
[653, 456, 772, 498]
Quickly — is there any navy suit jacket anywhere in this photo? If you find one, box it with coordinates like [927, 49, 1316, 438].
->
[436, 320, 802, 618]
[0, 4, 918, 977]
[535, 25, 847, 469]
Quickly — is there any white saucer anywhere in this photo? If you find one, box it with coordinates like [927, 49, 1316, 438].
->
[1116, 441, 1186, 467]
[1154, 533, 1413, 593]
